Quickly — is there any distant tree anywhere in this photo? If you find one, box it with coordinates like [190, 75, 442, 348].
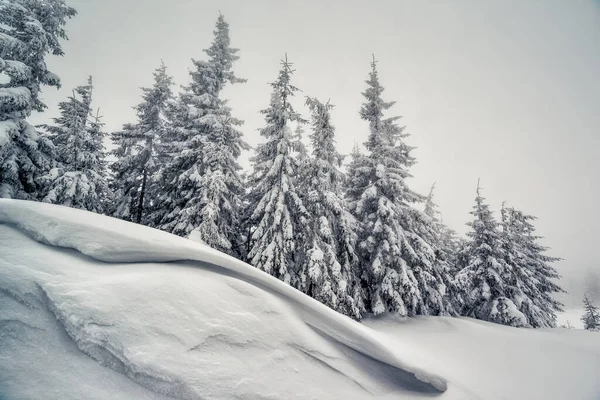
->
[298, 97, 362, 319]
[150, 13, 247, 257]
[40, 78, 109, 213]
[0, 0, 76, 199]
[500, 204, 564, 327]
[346, 57, 453, 317]
[423, 182, 462, 314]
[581, 295, 600, 331]
[245, 55, 307, 286]
[456, 182, 529, 327]
[110, 62, 173, 223]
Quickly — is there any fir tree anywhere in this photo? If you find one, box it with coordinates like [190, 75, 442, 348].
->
[298, 97, 362, 319]
[581, 295, 600, 331]
[110, 62, 173, 223]
[39, 78, 108, 213]
[424, 182, 438, 219]
[0, 0, 76, 199]
[457, 182, 529, 327]
[151, 14, 247, 256]
[245, 55, 307, 286]
[347, 57, 452, 317]
[422, 183, 462, 313]
[500, 205, 564, 327]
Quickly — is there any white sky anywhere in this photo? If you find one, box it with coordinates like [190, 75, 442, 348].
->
[31, 0, 600, 304]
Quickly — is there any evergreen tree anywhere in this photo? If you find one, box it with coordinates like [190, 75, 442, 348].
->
[347, 57, 451, 317]
[500, 205, 564, 327]
[581, 295, 600, 331]
[298, 97, 362, 319]
[424, 182, 438, 219]
[40, 78, 109, 213]
[422, 183, 462, 313]
[456, 183, 529, 327]
[150, 14, 247, 256]
[110, 62, 173, 223]
[245, 55, 307, 286]
[0, 0, 76, 199]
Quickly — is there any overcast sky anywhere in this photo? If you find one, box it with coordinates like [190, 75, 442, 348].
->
[31, 0, 600, 304]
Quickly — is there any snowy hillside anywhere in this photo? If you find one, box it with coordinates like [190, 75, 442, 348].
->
[0, 200, 598, 400]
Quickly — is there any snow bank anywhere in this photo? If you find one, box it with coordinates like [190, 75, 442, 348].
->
[1, 199, 598, 400]
[366, 316, 600, 400]
[0, 200, 448, 399]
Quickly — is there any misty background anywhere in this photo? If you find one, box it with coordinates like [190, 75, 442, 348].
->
[30, 0, 600, 307]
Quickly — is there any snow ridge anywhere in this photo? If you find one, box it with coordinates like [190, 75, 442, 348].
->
[0, 199, 448, 394]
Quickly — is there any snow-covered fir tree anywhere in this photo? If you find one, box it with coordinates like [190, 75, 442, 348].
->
[424, 182, 438, 219]
[581, 295, 600, 331]
[500, 205, 564, 327]
[346, 57, 452, 317]
[424, 183, 461, 261]
[245, 55, 308, 286]
[110, 62, 173, 223]
[40, 78, 109, 213]
[456, 183, 531, 327]
[422, 183, 462, 313]
[150, 14, 247, 256]
[0, 0, 76, 199]
[298, 97, 363, 319]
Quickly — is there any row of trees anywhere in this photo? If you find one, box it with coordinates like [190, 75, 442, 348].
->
[0, 0, 567, 328]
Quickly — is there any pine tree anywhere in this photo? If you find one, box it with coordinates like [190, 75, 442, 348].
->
[581, 295, 600, 330]
[0, 0, 76, 199]
[245, 55, 307, 286]
[456, 182, 529, 327]
[110, 62, 173, 223]
[500, 205, 564, 327]
[347, 57, 451, 317]
[39, 78, 108, 213]
[422, 183, 462, 313]
[298, 97, 362, 319]
[150, 14, 247, 256]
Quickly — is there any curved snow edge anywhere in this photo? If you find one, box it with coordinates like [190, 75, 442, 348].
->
[0, 199, 448, 393]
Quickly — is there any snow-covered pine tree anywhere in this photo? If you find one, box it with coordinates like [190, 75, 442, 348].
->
[456, 182, 529, 327]
[0, 0, 76, 199]
[581, 295, 600, 330]
[150, 14, 247, 256]
[424, 182, 438, 219]
[347, 56, 452, 317]
[500, 205, 564, 327]
[40, 78, 109, 213]
[422, 183, 462, 313]
[110, 62, 173, 223]
[297, 97, 362, 319]
[245, 55, 307, 286]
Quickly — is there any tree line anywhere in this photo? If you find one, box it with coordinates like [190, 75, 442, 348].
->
[0, 0, 570, 328]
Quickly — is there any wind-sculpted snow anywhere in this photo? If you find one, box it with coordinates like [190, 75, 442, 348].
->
[1, 200, 599, 400]
[0, 199, 448, 399]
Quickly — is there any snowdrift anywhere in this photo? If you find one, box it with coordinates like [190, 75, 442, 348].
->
[0, 199, 598, 400]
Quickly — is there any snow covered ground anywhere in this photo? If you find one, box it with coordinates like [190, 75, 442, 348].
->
[556, 308, 585, 329]
[0, 200, 598, 400]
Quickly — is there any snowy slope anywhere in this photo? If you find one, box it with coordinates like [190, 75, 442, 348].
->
[0, 200, 598, 400]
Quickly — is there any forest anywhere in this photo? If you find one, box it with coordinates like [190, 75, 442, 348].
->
[2, 0, 598, 331]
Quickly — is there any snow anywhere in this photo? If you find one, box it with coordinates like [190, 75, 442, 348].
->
[557, 308, 585, 329]
[0, 119, 16, 145]
[0, 71, 10, 84]
[366, 316, 600, 400]
[0, 199, 598, 400]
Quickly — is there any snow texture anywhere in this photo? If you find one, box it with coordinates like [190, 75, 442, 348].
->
[0, 199, 448, 399]
[1, 200, 598, 399]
